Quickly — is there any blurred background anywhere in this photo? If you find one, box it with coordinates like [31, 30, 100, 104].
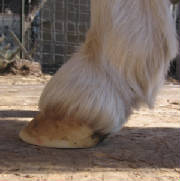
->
[0, 0, 179, 77]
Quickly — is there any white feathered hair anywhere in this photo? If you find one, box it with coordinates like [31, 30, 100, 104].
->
[39, 0, 178, 136]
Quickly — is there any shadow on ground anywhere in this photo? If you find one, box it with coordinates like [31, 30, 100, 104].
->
[0, 110, 179, 174]
[0, 110, 38, 118]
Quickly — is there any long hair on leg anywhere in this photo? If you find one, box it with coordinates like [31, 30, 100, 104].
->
[19, 0, 178, 148]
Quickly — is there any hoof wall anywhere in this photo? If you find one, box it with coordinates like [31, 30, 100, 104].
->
[19, 116, 106, 148]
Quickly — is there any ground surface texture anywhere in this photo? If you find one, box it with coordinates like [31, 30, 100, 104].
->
[0, 75, 179, 181]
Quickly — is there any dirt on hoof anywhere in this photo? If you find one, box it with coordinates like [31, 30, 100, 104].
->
[0, 75, 179, 181]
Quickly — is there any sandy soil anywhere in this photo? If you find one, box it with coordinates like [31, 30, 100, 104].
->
[0, 75, 179, 181]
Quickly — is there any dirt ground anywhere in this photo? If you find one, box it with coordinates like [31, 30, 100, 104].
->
[0, 75, 179, 181]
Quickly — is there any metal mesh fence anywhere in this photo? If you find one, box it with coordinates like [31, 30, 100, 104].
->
[0, 0, 90, 73]
[0, 0, 21, 52]
[0, 1, 179, 75]
[38, 0, 90, 73]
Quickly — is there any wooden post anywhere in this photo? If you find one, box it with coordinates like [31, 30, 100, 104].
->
[9, 30, 32, 60]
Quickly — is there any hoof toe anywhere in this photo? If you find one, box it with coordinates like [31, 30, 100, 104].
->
[19, 116, 106, 148]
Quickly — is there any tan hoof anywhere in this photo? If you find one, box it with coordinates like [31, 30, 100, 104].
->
[19, 114, 106, 148]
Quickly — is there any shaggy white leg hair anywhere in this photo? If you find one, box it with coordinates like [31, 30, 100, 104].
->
[19, 0, 178, 148]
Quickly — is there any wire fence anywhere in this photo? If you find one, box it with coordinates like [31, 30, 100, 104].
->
[0, 0, 179, 75]
[0, 0, 21, 50]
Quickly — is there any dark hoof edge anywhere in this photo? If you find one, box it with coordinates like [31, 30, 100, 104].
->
[91, 132, 109, 145]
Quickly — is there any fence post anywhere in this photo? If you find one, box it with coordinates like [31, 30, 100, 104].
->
[175, 4, 180, 80]
[20, 0, 25, 58]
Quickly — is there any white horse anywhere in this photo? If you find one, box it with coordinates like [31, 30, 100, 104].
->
[20, 0, 178, 148]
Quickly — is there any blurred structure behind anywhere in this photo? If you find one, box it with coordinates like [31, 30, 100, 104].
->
[0, 0, 179, 77]
[0, 0, 90, 74]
